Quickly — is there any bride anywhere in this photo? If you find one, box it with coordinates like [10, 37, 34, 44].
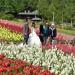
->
[28, 22, 41, 47]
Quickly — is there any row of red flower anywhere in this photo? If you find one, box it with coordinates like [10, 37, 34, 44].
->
[0, 54, 54, 75]
[0, 19, 23, 33]
[42, 43, 75, 54]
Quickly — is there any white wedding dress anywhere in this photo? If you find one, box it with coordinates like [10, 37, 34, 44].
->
[28, 27, 41, 47]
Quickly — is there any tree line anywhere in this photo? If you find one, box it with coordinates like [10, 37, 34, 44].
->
[0, 0, 75, 25]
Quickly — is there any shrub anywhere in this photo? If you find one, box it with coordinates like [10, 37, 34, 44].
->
[12, 18, 24, 23]
[0, 13, 14, 20]
[64, 25, 73, 30]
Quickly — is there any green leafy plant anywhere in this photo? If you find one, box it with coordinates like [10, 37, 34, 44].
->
[0, 13, 14, 20]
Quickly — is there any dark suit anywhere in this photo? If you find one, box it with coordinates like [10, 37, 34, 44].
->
[39, 24, 44, 43]
[40, 24, 44, 34]
[39, 24, 49, 44]
[23, 23, 29, 44]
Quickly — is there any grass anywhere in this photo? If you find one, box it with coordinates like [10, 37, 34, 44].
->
[9, 18, 24, 24]
[57, 28, 75, 35]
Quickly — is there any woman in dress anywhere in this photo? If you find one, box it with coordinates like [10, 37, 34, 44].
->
[28, 22, 41, 47]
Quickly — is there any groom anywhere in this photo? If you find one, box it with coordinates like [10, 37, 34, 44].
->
[23, 18, 30, 45]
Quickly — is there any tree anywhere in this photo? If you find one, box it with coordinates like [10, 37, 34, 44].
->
[37, 0, 49, 19]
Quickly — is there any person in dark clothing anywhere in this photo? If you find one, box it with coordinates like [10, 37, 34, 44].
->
[23, 19, 30, 45]
[49, 23, 57, 44]
[43, 22, 49, 44]
[39, 23, 44, 43]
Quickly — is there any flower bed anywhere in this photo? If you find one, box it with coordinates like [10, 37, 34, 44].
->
[0, 19, 23, 33]
[42, 43, 75, 54]
[0, 25, 75, 54]
[0, 54, 53, 75]
[0, 26, 23, 43]
[0, 43, 75, 75]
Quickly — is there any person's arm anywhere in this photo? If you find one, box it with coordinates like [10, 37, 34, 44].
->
[40, 25, 43, 34]
[23, 24, 28, 35]
[55, 28, 57, 37]
[53, 28, 57, 39]
[23, 24, 26, 36]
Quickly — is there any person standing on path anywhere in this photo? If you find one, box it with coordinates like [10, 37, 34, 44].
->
[43, 21, 49, 45]
[23, 18, 30, 45]
[49, 23, 57, 45]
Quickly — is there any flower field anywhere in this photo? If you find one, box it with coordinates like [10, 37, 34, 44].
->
[0, 43, 75, 75]
[0, 19, 23, 33]
[0, 26, 23, 43]
[0, 54, 53, 75]
[0, 19, 75, 75]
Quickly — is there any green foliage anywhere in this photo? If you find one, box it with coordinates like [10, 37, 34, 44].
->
[37, 0, 49, 19]
[58, 28, 75, 35]
[64, 26, 73, 30]
[0, 0, 75, 25]
[37, 0, 75, 24]
[0, 13, 14, 20]
[11, 19, 24, 24]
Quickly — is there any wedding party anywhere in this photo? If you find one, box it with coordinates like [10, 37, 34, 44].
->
[23, 18, 57, 48]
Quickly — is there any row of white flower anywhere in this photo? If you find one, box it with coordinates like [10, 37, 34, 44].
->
[0, 43, 75, 75]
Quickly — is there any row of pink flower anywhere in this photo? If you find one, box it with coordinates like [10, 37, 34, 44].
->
[42, 43, 75, 55]
[0, 19, 23, 33]
[0, 54, 54, 75]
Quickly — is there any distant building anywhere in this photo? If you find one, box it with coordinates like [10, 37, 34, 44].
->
[18, 10, 41, 20]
